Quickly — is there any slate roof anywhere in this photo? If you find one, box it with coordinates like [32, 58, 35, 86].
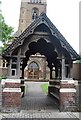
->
[2, 13, 80, 60]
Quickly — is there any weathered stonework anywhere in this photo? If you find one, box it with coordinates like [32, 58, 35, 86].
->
[18, 0, 46, 35]
[75, 81, 81, 111]
[60, 80, 77, 112]
[0, 56, 8, 77]
[4, 79, 21, 88]
[2, 88, 21, 107]
[2, 79, 21, 112]
[24, 53, 50, 80]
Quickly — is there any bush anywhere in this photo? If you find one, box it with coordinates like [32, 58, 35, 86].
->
[0, 75, 6, 81]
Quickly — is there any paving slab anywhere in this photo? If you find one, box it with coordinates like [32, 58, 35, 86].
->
[0, 111, 80, 119]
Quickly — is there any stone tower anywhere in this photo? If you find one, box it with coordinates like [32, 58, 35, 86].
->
[18, 0, 46, 35]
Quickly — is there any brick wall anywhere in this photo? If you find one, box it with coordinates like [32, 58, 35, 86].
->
[5, 83, 20, 88]
[2, 92, 21, 107]
[60, 92, 76, 111]
[2, 79, 21, 112]
[60, 80, 77, 112]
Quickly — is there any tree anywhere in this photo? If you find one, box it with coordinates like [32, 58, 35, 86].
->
[0, 2, 14, 52]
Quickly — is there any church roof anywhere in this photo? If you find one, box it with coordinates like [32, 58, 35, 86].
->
[2, 13, 80, 60]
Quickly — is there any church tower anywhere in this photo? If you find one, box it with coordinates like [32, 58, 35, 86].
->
[18, 0, 46, 35]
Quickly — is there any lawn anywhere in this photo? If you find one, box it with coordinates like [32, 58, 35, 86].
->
[41, 83, 48, 95]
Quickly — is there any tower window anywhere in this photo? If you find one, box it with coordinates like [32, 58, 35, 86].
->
[31, 0, 41, 3]
[32, 11, 38, 20]
[32, 8, 39, 20]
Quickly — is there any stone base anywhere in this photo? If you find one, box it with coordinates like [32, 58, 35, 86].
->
[60, 90, 77, 112]
[60, 79, 77, 112]
[75, 81, 81, 112]
[2, 88, 21, 107]
[2, 79, 21, 113]
[1, 107, 20, 113]
[60, 106, 78, 112]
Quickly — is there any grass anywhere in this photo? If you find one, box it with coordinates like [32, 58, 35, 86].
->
[24, 83, 28, 95]
[0, 75, 6, 79]
[41, 83, 48, 95]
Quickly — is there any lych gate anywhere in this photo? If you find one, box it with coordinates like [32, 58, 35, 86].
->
[1, 13, 80, 112]
[2, 16, 79, 80]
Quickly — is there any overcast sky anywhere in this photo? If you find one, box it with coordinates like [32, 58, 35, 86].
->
[0, 0, 80, 53]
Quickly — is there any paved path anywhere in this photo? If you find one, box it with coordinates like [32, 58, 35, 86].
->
[1, 112, 79, 119]
[0, 82, 80, 119]
[21, 82, 59, 111]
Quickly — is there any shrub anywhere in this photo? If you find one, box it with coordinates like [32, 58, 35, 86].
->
[0, 75, 6, 81]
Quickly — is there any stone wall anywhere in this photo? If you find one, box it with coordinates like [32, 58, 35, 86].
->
[24, 53, 50, 80]
[18, 2, 46, 34]
[73, 63, 81, 80]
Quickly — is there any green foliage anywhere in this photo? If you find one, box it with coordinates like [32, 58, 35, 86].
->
[0, 2, 14, 52]
[0, 75, 6, 81]
[41, 83, 48, 94]
[25, 83, 27, 95]
[75, 54, 81, 63]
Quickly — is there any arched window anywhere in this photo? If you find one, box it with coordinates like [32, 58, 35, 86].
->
[28, 62, 39, 70]
[32, 8, 39, 20]
[28, 62, 39, 79]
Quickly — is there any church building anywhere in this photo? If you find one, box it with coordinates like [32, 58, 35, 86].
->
[0, 0, 81, 112]
[0, 0, 80, 81]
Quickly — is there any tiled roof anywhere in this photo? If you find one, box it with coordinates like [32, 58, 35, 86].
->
[2, 13, 80, 60]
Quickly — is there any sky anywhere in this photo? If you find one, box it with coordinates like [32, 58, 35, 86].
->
[0, 0, 80, 53]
